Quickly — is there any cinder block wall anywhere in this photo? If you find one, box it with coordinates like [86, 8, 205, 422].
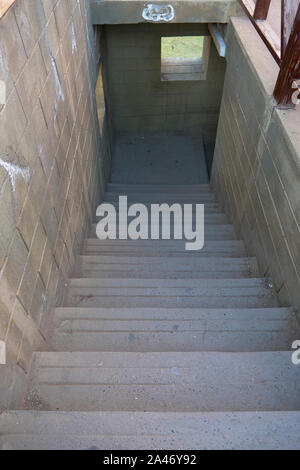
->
[212, 17, 300, 313]
[104, 23, 226, 146]
[0, 0, 106, 408]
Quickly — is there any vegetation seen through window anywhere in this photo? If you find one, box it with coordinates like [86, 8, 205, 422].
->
[161, 36, 204, 60]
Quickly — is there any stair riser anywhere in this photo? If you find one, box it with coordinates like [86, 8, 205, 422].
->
[53, 307, 296, 352]
[1, 433, 297, 451]
[84, 246, 246, 257]
[79, 270, 254, 279]
[52, 331, 296, 353]
[77, 256, 259, 279]
[96, 213, 227, 222]
[86, 239, 241, 248]
[54, 307, 292, 321]
[104, 195, 216, 203]
[55, 318, 287, 332]
[64, 296, 277, 309]
[106, 184, 211, 192]
[78, 256, 253, 269]
[90, 224, 236, 239]
[104, 203, 221, 212]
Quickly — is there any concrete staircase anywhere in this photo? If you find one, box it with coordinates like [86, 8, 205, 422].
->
[1, 184, 300, 450]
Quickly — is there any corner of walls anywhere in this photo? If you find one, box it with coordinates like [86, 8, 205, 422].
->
[212, 16, 300, 315]
[98, 25, 115, 183]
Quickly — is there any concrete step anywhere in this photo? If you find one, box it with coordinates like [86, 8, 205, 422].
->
[90, 223, 237, 240]
[107, 184, 212, 193]
[52, 307, 299, 352]
[105, 201, 221, 212]
[84, 239, 246, 257]
[96, 214, 228, 226]
[78, 270, 257, 280]
[2, 410, 300, 450]
[104, 194, 216, 203]
[27, 351, 300, 412]
[64, 277, 277, 308]
[69, 277, 269, 288]
[77, 255, 259, 280]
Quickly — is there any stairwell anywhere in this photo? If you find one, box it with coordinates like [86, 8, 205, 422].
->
[1, 183, 300, 450]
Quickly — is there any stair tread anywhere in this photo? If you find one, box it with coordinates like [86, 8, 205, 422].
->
[68, 278, 270, 287]
[2, 411, 300, 450]
[107, 184, 212, 191]
[68, 287, 272, 295]
[90, 223, 237, 240]
[65, 278, 277, 308]
[27, 352, 300, 412]
[78, 256, 258, 277]
[54, 304, 290, 330]
[104, 197, 216, 203]
[52, 306, 297, 353]
[54, 306, 292, 319]
[104, 193, 215, 198]
[79, 255, 255, 265]
[12, 181, 292, 449]
[95, 216, 228, 225]
[105, 191, 213, 196]
[79, 273, 257, 279]
[104, 201, 220, 207]
[86, 239, 242, 245]
[84, 240, 246, 257]
[33, 350, 297, 367]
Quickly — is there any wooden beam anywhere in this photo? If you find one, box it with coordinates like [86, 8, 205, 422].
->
[253, 0, 271, 20]
[208, 24, 226, 58]
[274, 4, 300, 107]
[281, 0, 300, 55]
[0, 0, 16, 19]
[239, 0, 281, 63]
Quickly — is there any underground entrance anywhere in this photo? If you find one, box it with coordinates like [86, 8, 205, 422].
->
[1, 0, 300, 450]
[96, 24, 226, 184]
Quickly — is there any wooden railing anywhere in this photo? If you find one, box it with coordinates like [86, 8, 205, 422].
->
[0, 0, 16, 19]
[239, 0, 300, 108]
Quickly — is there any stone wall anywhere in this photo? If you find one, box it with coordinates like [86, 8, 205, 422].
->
[212, 17, 300, 313]
[103, 23, 226, 149]
[0, 0, 106, 408]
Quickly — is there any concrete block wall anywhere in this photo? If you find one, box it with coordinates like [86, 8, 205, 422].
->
[212, 17, 300, 313]
[0, 0, 105, 408]
[104, 23, 226, 145]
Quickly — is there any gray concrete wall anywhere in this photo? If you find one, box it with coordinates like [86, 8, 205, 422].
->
[0, 0, 108, 408]
[90, 0, 240, 25]
[104, 24, 226, 147]
[212, 17, 300, 313]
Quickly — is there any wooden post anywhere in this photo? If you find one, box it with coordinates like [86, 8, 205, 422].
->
[274, 4, 300, 107]
[253, 0, 272, 19]
[239, 0, 281, 64]
[281, 0, 300, 55]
